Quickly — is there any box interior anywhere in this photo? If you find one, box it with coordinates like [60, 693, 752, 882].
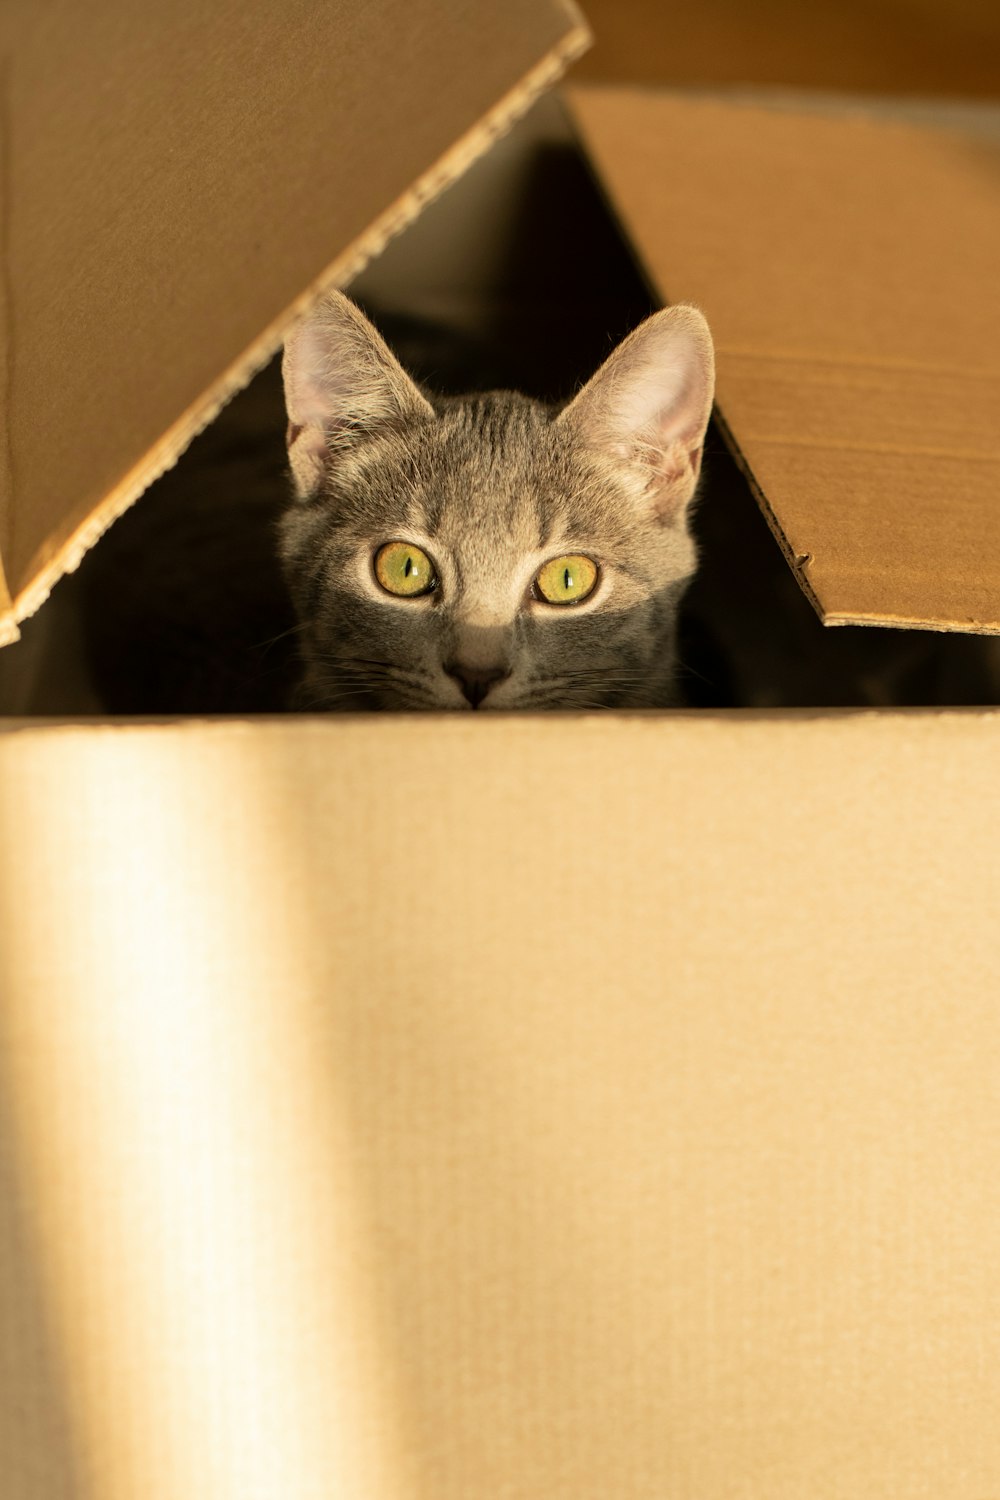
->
[2, 92, 998, 716]
[1, 92, 1000, 714]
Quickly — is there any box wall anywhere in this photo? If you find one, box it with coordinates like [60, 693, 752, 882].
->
[2, 711, 1000, 1497]
[574, 0, 1000, 97]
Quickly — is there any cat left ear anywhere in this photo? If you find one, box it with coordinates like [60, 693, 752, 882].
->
[282, 290, 434, 500]
[557, 305, 715, 524]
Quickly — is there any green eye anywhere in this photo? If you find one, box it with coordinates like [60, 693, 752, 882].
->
[534, 554, 599, 606]
[374, 540, 437, 598]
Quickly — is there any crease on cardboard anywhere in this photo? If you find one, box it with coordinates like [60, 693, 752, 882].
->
[738, 434, 999, 464]
[720, 345, 1000, 380]
[587, 82, 1000, 142]
[6, 14, 591, 642]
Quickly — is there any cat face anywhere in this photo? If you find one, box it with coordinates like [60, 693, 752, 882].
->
[280, 293, 714, 710]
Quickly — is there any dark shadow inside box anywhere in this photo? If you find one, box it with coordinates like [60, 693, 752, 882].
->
[2, 124, 997, 715]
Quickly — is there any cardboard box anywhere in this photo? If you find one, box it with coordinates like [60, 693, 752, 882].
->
[3, 5, 1000, 1498]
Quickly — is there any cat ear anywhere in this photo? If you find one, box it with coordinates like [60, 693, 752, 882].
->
[282, 290, 434, 499]
[557, 305, 715, 524]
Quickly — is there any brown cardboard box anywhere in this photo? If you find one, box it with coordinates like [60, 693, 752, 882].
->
[2, 5, 1000, 1499]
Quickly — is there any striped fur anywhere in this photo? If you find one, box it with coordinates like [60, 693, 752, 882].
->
[281, 293, 714, 711]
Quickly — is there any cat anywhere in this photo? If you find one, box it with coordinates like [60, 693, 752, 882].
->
[280, 290, 715, 711]
[30, 291, 995, 721]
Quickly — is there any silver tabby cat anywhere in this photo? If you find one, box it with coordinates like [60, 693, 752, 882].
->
[281, 291, 715, 710]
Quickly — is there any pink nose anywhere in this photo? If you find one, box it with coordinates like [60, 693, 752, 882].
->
[444, 660, 510, 709]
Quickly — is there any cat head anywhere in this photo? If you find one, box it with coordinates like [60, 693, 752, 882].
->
[280, 291, 714, 710]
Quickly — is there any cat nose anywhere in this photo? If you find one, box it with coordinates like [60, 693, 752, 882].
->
[444, 659, 510, 709]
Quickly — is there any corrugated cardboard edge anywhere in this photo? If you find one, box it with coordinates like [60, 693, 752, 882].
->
[1, 5, 590, 647]
[714, 408, 998, 635]
[715, 361, 1000, 636]
[708, 404, 825, 619]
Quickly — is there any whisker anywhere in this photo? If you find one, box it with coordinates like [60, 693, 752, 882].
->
[251, 620, 310, 652]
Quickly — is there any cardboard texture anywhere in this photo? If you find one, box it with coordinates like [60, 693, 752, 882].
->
[574, 0, 1000, 97]
[567, 88, 1000, 632]
[0, 0, 588, 646]
[5, 6, 1000, 1496]
[2, 713, 1000, 1499]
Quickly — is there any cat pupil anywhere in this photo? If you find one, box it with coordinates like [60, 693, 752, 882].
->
[564, 567, 571, 591]
[404, 555, 413, 578]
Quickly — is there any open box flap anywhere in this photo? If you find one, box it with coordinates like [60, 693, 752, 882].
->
[566, 88, 1000, 633]
[0, 0, 589, 647]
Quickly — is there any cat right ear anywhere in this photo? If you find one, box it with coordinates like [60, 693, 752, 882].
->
[282, 291, 434, 500]
[557, 304, 715, 525]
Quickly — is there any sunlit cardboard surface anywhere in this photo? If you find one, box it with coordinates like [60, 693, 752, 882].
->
[2, 713, 1000, 1497]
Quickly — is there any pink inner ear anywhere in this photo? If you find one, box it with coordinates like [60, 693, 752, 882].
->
[289, 347, 342, 430]
[604, 335, 712, 467]
[646, 361, 710, 449]
[286, 411, 334, 499]
[556, 305, 714, 527]
[640, 439, 702, 523]
[660, 440, 705, 482]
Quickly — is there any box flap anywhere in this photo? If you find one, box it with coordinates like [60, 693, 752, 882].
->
[0, 0, 589, 646]
[566, 88, 1000, 632]
[3, 710, 1000, 1496]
